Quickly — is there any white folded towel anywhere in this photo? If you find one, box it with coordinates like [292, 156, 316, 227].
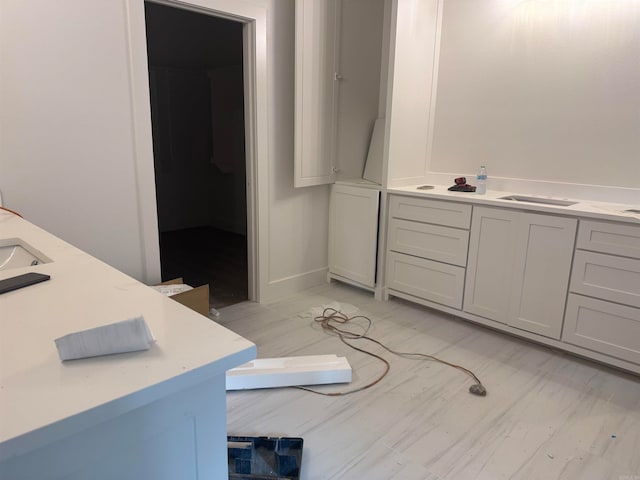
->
[54, 316, 155, 361]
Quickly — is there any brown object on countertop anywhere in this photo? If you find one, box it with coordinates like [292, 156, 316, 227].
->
[448, 176, 477, 192]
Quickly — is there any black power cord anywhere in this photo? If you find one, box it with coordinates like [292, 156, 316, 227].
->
[295, 307, 487, 397]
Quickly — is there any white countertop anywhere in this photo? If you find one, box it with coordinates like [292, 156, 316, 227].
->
[387, 185, 640, 224]
[0, 211, 256, 459]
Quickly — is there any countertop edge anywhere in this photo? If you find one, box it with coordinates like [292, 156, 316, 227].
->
[0, 343, 256, 462]
[387, 186, 640, 224]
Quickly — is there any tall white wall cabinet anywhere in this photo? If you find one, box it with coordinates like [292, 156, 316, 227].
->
[294, 0, 388, 291]
[294, 0, 640, 376]
[294, 0, 440, 294]
[294, 0, 386, 188]
[294, 0, 340, 187]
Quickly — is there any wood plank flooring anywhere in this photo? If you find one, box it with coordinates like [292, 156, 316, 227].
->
[219, 282, 640, 480]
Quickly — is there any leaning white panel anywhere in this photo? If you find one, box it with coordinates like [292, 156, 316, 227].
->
[226, 354, 352, 390]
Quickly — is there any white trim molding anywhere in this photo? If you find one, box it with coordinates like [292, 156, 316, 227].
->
[125, 0, 269, 302]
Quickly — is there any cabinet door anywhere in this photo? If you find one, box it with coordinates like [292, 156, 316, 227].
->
[329, 184, 380, 287]
[294, 0, 339, 187]
[508, 214, 577, 338]
[464, 207, 519, 324]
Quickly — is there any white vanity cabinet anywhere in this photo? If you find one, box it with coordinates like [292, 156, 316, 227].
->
[464, 206, 577, 339]
[386, 195, 472, 309]
[563, 220, 640, 364]
[383, 189, 640, 374]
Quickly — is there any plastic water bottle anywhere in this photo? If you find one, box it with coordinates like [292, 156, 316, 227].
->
[476, 166, 487, 195]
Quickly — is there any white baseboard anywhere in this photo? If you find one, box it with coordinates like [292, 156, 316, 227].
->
[327, 272, 376, 293]
[259, 267, 328, 303]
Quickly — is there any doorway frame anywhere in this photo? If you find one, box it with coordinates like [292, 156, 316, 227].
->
[125, 0, 268, 302]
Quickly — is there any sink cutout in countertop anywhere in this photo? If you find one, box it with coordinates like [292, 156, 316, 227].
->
[498, 195, 578, 207]
[0, 238, 52, 271]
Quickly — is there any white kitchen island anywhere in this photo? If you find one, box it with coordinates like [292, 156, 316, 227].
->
[0, 210, 256, 480]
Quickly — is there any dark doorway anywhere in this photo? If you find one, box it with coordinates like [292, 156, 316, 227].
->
[144, 2, 248, 309]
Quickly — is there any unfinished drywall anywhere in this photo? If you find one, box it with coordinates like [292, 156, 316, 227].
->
[429, 1, 640, 188]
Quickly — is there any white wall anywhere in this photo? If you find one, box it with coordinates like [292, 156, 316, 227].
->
[385, 0, 439, 186]
[0, 0, 330, 301]
[0, 0, 150, 279]
[266, 0, 331, 298]
[334, 0, 385, 180]
[429, 0, 640, 190]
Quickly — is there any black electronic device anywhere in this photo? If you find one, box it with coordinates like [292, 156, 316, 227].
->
[0, 272, 51, 295]
[228, 436, 304, 479]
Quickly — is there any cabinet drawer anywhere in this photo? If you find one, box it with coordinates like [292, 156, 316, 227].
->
[389, 195, 471, 229]
[388, 218, 469, 267]
[386, 251, 465, 309]
[570, 250, 640, 308]
[563, 294, 640, 365]
[577, 220, 640, 259]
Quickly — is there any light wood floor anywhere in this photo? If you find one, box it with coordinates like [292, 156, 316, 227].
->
[219, 281, 640, 480]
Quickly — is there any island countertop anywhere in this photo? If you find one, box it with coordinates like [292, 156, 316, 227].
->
[0, 210, 256, 460]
